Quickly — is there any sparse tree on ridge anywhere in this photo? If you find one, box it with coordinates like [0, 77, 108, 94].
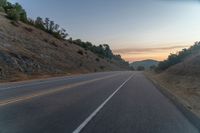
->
[35, 17, 45, 30]
[49, 20, 55, 33]
[44, 18, 50, 31]
[60, 28, 68, 39]
[54, 24, 59, 32]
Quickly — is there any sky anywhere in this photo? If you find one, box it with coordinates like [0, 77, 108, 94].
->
[9, 0, 200, 62]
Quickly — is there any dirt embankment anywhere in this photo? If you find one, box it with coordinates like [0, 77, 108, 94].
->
[145, 54, 200, 118]
[0, 14, 128, 82]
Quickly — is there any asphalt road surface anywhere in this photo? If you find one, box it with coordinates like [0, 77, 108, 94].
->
[0, 71, 199, 133]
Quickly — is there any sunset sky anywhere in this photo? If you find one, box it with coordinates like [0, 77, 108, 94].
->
[10, 0, 200, 62]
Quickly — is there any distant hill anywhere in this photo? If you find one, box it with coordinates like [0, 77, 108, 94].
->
[0, 13, 129, 82]
[130, 59, 159, 70]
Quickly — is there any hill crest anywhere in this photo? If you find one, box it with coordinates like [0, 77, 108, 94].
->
[130, 59, 159, 70]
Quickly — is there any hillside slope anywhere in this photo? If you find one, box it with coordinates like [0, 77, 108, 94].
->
[165, 53, 200, 76]
[147, 47, 200, 117]
[130, 59, 158, 70]
[0, 13, 128, 82]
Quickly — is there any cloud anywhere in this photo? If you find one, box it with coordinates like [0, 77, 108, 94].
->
[113, 45, 189, 55]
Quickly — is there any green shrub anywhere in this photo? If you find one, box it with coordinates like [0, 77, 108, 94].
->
[157, 42, 200, 71]
[137, 66, 145, 71]
[0, 0, 7, 8]
[19, 9, 27, 22]
[72, 39, 129, 66]
[7, 8, 20, 21]
[0, 6, 5, 12]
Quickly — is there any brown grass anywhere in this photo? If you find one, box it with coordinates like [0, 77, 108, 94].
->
[146, 71, 200, 118]
[0, 14, 128, 82]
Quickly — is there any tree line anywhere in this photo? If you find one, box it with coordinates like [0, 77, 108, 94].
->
[72, 39, 129, 65]
[157, 42, 200, 71]
[0, 0, 68, 40]
[27, 17, 68, 39]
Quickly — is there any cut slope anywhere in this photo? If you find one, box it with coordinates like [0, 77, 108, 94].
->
[166, 53, 200, 76]
[0, 14, 128, 82]
[149, 49, 200, 117]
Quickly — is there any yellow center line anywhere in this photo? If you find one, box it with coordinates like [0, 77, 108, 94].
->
[0, 73, 121, 107]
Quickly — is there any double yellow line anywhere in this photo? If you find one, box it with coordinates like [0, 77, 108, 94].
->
[0, 74, 120, 107]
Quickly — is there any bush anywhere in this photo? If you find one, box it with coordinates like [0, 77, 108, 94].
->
[50, 41, 58, 47]
[19, 9, 27, 22]
[100, 66, 105, 70]
[10, 21, 20, 27]
[7, 8, 20, 21]
[72, 39, 128, 66]
[137, 66, 145, 71]
[77, 50, 84, 55]
[24, 27, 33, 32]
[157, 42, 200, 71]
[130, 66, 135, 71]
[150, 65, 156, 71]
[0, 6, 5, 12]
[5, 2, 27, 22]
[96, 58, 100, 62]
[43, 38, 48, 43]
[0, 0, 7, 8]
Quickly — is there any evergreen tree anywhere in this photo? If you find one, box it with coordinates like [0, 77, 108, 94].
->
[44, 18, 50, 31]
[35, 17, 45, 30]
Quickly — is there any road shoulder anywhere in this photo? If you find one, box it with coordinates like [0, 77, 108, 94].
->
[144, 71, 200, 131]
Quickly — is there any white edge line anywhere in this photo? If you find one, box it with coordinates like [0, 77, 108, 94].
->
[72, 73, 134, 133]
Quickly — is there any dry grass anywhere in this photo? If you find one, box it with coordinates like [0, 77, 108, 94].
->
[146, 53, 200, 117]
[0, 14, 127, 82]
[146, 71, 200, 118]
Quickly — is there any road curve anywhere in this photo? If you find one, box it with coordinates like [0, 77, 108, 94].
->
[0, 71, 198, 133]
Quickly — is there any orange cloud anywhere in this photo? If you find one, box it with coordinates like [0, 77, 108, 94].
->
[113, 45, 190, 62]
[113, 45, 189, 54]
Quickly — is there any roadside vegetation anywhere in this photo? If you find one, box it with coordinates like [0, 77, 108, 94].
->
[130, 59, 158, 71]
[72, 40, 128, 65]
[0, 0, 68, 40]
[156, 42, 200, 72]
[146, 42, 200, 118]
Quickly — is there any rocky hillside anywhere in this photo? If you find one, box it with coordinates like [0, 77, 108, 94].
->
[0, 13, 129, 82]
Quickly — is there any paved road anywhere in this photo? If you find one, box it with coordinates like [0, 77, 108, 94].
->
[0, 71, 199, 133]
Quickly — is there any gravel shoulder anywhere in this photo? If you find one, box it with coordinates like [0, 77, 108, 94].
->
[145, 71, 200, 119]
